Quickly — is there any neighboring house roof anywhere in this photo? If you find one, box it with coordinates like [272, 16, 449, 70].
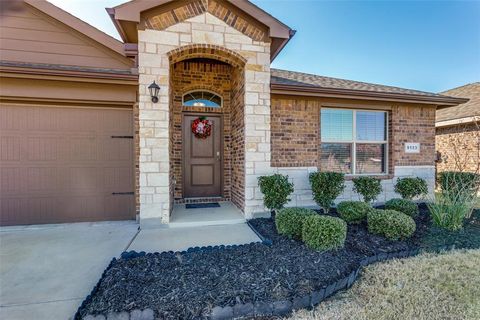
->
[436, 82, 480, 125]
[107, 0, 295, 61]
[271, 69, 468, 107]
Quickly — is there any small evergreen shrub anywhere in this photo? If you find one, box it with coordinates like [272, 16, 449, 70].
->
[258, 174, 294, 211]
[394, 177, 428, 200]
[302, 215, 347, 251]
[337, 201, 371, 224]
[385, 198, 419, 217]
[352, 176, 383, 203]
[309, 172, 346, 213]
[275, 207, 316, 239]
[367, 209, 416, 241]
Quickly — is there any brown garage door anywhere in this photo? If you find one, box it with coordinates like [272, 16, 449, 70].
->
[0, 104, 135, 226]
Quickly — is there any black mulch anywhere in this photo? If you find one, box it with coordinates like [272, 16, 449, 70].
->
[77, 204, 480, 319]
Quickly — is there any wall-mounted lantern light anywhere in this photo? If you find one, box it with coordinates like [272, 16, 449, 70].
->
[148, 81, 160, 103]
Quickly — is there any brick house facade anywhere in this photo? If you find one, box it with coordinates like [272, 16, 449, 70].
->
[436, 83, 479, 174]
[0, 0, 468, 226]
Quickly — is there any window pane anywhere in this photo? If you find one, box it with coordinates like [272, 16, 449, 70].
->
[356, 111, 386, 141]
[356, 144, 386, 174]
[321, 109, 353, 141]
[320, 143, 352, 173]
[183, 91, 221, 107]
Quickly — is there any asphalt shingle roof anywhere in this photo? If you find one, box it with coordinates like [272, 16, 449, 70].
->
[271, 68, 450, 99]
[436, 82, 480, 122]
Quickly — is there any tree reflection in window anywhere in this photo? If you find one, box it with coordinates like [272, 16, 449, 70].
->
[183, 91, 222, 108]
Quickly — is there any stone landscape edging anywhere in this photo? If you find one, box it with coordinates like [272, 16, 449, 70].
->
[75, 235, 464, 319]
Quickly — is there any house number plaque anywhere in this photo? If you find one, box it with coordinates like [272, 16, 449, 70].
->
[405, 143, 420, 153]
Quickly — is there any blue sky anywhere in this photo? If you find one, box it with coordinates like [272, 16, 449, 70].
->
[48, 0, 480, 93]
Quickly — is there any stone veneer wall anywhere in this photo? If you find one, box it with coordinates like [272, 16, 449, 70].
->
[246, 97, 437, 214]
[436, 123, 480, 173]
[170, 60, 232, 200]
[138, 12, 270, 224]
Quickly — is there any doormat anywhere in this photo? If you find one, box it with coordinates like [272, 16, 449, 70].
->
[186, 202, 220, 209]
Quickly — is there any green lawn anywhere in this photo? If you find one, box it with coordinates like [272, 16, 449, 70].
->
[289, 249, 480, 320]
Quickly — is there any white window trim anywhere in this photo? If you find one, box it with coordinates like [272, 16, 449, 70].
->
[321, 107, 389, 176]
[182, 90, 223, 108]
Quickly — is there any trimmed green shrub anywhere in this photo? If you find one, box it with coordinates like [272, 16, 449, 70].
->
[337, 201, 371, 224]
[275, 207, 316, 239]
[394, 177, 428, 200]
[385, 198, 419, 217]
[352, 176, 383, 203]
[309, 172, 345, 213]
[367, 209, 416, 240]
[302, 215, 347, 251]
[258, 174, 294, 211]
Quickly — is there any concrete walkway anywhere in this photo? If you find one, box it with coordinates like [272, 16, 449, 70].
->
[128, 223, 260, 253]
[0, 219, 260, 320]
[0, 221, 139, 320]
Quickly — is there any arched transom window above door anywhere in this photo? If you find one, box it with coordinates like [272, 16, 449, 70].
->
[182, 90, 222, 108]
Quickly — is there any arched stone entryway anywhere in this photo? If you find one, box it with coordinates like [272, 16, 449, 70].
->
[167, 44, 246, 214]
[137, 11, 272, 225]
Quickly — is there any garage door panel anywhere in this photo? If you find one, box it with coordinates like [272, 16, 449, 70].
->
[104, 139, 133, 161]
[0, 106, 27, 131]
[1, 136, 22, 161]
[70, 136, 98, 161]
[0, 105, 135, 225]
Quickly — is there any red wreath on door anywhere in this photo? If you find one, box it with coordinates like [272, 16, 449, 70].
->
[191, 116, 212, 139]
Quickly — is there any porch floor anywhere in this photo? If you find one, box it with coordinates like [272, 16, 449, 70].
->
[169, 201, 245, 228]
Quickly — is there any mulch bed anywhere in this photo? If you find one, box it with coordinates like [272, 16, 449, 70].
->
[77, 204, 480, 319]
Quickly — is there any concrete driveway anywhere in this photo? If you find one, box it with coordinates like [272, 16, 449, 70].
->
[0, 219, 260, 320]
[0, 221, 139, 320]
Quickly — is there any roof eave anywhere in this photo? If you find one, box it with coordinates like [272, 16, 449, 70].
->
[111, 0, 294, 61]
[25, 0, 126, 57]
[271, 30, 296, 61]
[271, 83, 469, 106]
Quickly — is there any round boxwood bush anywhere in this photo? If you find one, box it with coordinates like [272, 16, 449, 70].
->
[394, 177, 428, 200]
[275, 207, 316, 239]
[367, 209, 416, 241]
[385, 198, 419, 217]
[337, 201, 371, 224]
[302, 215, 347, 251]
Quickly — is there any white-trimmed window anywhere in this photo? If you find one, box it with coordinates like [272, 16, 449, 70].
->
[320, 108, 388, 175]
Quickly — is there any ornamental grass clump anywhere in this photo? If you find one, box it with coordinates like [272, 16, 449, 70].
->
[275, 207, 316, 239]
[352, 176, 382, 204]
[302, 215, 347, 251]
[394, 177, 428, 200]
[367, 209, 416, 241]
[337, 201, 371, 224]
[385, 198, 419, 217]
[309, 172, 345, 213]
[428, 171, 480, 231]
[258, 174, 294, 211]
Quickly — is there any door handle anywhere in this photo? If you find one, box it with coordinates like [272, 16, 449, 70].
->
[216, 151, 220, 161]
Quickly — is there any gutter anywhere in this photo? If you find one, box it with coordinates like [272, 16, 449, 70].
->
[436, 116, 479, 128]
[0, 65, 138, 84]
[271, 83, 469, 107]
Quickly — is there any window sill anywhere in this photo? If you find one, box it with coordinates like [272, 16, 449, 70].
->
[345, 174, 393, 181]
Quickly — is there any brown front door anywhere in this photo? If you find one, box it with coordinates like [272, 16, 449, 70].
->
[183, 114, 222, 198]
